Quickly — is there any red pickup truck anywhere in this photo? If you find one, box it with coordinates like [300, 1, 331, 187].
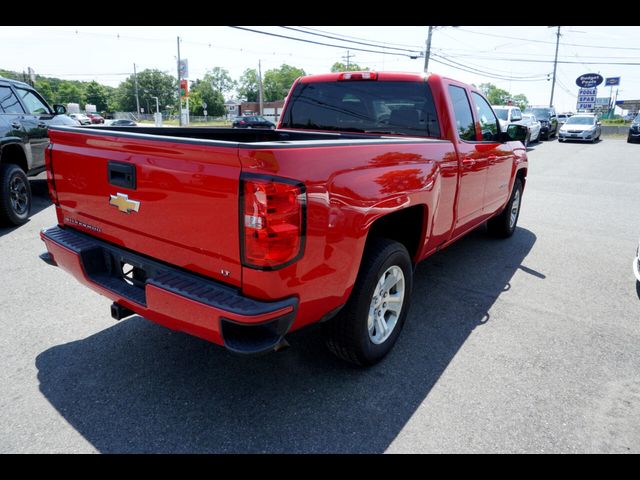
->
[40, 72, 528, 365]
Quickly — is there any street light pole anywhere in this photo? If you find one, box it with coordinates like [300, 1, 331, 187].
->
[152, 96, 159, 114]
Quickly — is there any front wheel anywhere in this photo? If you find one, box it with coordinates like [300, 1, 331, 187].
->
[324, 238, 413, 366]
[487, 178, 523, 238]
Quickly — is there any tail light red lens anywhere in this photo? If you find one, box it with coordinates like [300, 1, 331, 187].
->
[241, 175, 306, 269]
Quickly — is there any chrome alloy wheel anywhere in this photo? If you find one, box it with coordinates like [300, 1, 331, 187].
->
[9, 175, 29, 215]
[368, 265, 405, 344]
[510, 189, 521, 230]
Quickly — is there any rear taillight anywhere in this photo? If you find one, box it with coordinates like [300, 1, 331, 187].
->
[241, 175, 306, 270]
[45, 144, 59, 205]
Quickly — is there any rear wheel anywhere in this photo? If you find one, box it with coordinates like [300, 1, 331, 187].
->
[487, 178, 523, 238]
[324, 238, 413, 366]
[0, 163, 31, 226]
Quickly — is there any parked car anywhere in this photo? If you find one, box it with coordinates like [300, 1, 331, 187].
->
[557, 113, 572, 127]
[524, 106, 558, 140]
[232, 115, 275, 129]
[41, 71, 529, 366]
[558, 114, 601, 143]
[492, 105, 530, 146]
[519, 114, 541, 145]
[0, 76, 68, 225]
[105, 119, 137, 127]
[627, 113, 640, 143]
[69, 113, 91, 125]
[87, 113, 104, 124]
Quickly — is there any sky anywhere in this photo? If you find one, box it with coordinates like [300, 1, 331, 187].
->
[1, 25, 639, 114]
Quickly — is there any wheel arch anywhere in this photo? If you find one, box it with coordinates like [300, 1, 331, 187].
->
[0, 141, 29, 173]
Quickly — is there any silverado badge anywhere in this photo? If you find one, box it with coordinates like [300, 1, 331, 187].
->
[109, 193, 140, 214]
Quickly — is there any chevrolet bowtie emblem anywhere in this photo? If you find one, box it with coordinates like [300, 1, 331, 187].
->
[109, 193, 140, 214]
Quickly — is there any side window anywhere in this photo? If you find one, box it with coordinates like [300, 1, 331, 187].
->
[15, 88, 50, 115]
[511, 108, 522, 121]
[0, 86, 25, 114]
[471, 92, 500, 141]
[448, 85, 476, 141]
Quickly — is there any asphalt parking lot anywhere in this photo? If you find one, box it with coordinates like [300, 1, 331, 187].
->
[1, 136, 639, 453]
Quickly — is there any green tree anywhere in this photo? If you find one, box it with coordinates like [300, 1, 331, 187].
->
[480, 82, 528, 110]
[511, 93, 529, 111]
[330, 62, 369, 72]
[116, 69, 176, 112]
[237, 68, 259, 102]
[208, 67, 236, 95]
[84, 81, 109, 112]
[57, 82, 86, 105]
[263, 64, 306, 102]
[189, 76, 225, 117]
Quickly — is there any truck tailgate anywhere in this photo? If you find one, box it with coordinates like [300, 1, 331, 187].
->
[48, 128, 242, 287]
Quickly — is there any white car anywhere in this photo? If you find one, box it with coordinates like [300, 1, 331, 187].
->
[69, 113, 92, 125]
[558, 114, 602, 143]
[520, 114, 541, 144]
[493, 105, 524, 131]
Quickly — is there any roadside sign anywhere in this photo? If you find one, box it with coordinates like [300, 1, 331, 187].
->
[605, 77, 621, 86]
[576, 73, 603, 88]
[179, 59, 189, 79]
[596, 97, 610, 105]
[577, 87, 598, 110]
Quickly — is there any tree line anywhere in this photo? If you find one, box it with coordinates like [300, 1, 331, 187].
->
[2, 65, 527, 116]
[1, 64, 314, 116]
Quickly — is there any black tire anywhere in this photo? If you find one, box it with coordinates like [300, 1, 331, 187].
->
[0, 163, 31, 226]
[323, 238, 413, 366]
[487, 178, 523, 238]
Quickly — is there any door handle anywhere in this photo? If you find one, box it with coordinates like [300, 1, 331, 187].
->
[10, 121, 21, 129]
[38, 122, 47, 128]
[488, 155, 497, 165]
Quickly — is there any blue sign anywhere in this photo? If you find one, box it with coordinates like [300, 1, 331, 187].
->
[576, 73, 604, 88]
[605, 77, 621, 86]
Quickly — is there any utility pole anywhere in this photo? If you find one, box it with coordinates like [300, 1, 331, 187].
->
[258, 59, 264, 116]
[177, 36, 183, 126]
[342, 50, 355, 69]
[423, 26, 434, 73]
[549, 26, 561, 107]
[133, 63, 140, 116]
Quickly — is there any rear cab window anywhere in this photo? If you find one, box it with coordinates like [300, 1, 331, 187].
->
[281, 80, 440, 138]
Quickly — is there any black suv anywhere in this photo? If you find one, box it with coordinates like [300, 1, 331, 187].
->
[232, 115, 276, 129]
[524, 106, 558, 140]
[0, 77, 71, 225]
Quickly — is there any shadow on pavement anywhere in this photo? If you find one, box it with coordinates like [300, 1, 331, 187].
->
[0, 179, 52, 238]
[36, 226, 538, 453]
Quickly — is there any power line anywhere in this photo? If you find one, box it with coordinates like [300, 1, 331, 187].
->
[457, 27, 640, 52]
[227, 26, 422, 58]
[430, 54, 548, 82]
[297, 26, 424, 50]
[278, 26, 422, 54]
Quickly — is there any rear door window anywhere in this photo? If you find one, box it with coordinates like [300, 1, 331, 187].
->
[448, 85, 476, 141]
[281, 80, 440, 137]
[0, 86, 25, 114]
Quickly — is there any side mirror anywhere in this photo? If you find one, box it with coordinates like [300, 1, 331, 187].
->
[596, 121, 602, 126]
[53, 104, 67, 115]
[502, 124, 528, 143]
